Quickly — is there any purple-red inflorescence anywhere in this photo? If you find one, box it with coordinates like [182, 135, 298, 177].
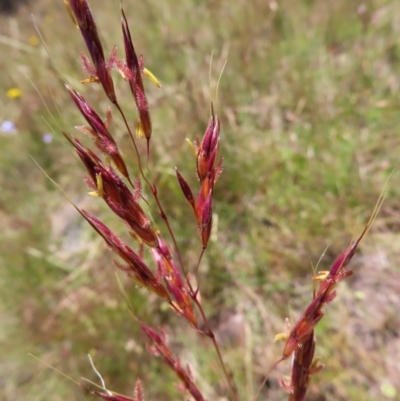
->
[176, 104, 223, 248]
[277, 235, 364, 401]
[152, 238, 197, 327]
[120, 8, 152, 158]
[66, 0, 116, 103]
[140, 324, 205, 401]
[66, 85, 129, 179]
[63, 133, 159, 248]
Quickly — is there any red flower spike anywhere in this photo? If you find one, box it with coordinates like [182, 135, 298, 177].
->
[270, 226, 374, 401]
[66, 85, 130, 179]
[121, 7, 152, 157]
[327, 240, 358, 278]
[196, 108, 220, 181]
[178, 110, 221, 248]
[282, 238, 364, 360]
[287, 332, 316, 401]
[151, 240, 197, 327]
[175, 168, 196, 213]
[196, 151, 208, 183]
[200, 192, 213, 247]
[67, 0, 116, 103]
[195, 187, 205, 224]
[80, 210, 169, 300]
[63, 134, 100, 182]
[140, 324, 170, 356]
[200, 114, 216, 155]
[199, 175, 213, 200]
[140, 324, 205, 401]
[126, 222, 159, 248]
[64, 133, 158, 247]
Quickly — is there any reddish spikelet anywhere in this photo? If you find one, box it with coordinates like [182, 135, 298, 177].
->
[126, 223, 159, 249]
[272, 235, 364, 401]
[176, 104, 222, 248]
[199, 174, 213, 200]
[200, 192, 213, 248]
[120, 7, 152, 156]
[282, 242, 357, 360]
[286, 332, 323, 401]
[196, 108, 220, 182]
[79, 209, 169, 300]
[195, 107, 221, 247]
[152, 239, 197, 326]
[63, 133, 158, 247]
[175, 168, 196, 213]
[66, 0, 116, 103]
[140, 324, 205, 401]
[66, 85, 129, 179]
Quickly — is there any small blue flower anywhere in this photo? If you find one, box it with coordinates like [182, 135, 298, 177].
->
[42, 133, 53, 143]
[1, 120, 16, 134]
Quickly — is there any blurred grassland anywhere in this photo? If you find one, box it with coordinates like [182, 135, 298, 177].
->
[1, 0, 400, 400]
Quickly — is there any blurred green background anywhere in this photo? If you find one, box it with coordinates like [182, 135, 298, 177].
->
[1, 0, 400, 400]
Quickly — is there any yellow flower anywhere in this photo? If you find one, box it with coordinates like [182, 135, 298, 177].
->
[6, 88, 22, 99]
[28, 36, 40, 46]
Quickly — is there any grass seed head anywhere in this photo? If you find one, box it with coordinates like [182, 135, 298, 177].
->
[66, 0, 116, 103]
[66, 85, 130, 178]
[120, 8, 152, 145]
[80, 210, 169, 300]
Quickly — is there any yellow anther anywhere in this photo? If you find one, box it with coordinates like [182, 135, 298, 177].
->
[88, 174, 103, 197]
[129, 230, 143, 244]
[185, 138, 197, 158]
[143, 68, 162, 88]
[274, 331, 289, 343]
[62, 0, 78, 28]
[274, 317, 291, 342]
[313, 270, 329, 281]
[170, 301, 183, 314]
[96, 174, 104, 197]
[81, 76, 100, 84]
[136, 120, 145, 139]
